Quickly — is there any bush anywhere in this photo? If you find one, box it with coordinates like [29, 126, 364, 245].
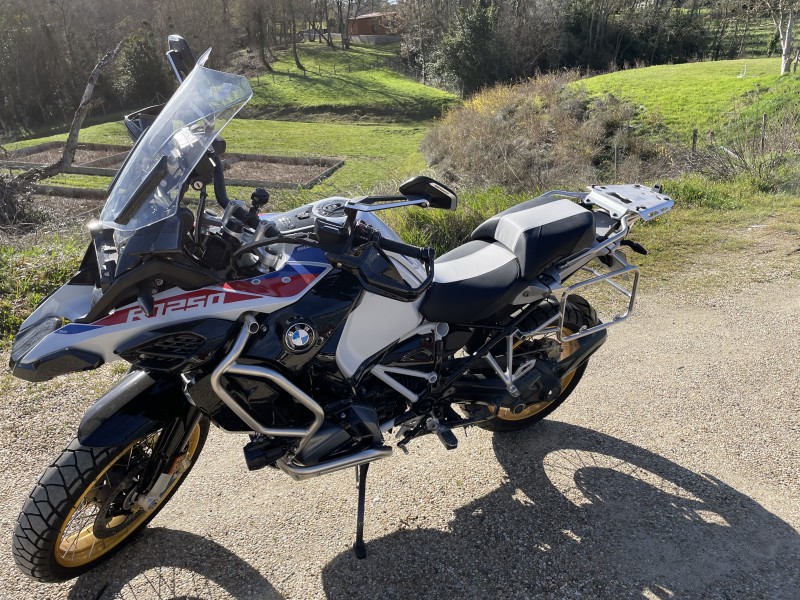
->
[436, 2, 502, 94]
[423, 72, 671, 195]
[0, 175, 41, 227]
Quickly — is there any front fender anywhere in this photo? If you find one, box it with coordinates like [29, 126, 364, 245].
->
[78, 370, 189, 448]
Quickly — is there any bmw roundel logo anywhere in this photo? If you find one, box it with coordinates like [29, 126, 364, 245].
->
[284, 322, 316, 353]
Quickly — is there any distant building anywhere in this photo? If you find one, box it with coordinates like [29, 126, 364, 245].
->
[348, 12, 396, 36]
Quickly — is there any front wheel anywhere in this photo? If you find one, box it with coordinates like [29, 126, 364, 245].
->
[479, 295, 599, 432]
[12, 419, 209, 583]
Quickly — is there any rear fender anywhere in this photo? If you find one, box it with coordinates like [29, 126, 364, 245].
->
[78, 370, 190, 448]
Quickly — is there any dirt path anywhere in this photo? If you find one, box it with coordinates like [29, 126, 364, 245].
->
[0, 231, 798, 599]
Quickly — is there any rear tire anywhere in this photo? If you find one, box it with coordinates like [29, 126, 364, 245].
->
[479, 295, 599, 432]
[12, 419, 209, 583]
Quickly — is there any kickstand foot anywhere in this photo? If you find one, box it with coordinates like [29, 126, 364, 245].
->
[353, 462, 369, 559]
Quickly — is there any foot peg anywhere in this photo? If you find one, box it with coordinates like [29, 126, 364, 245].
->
[436, 426, 458, 450]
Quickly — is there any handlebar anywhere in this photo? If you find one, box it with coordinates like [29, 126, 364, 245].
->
[354, 222, 430, 261]
[373, 235, 429, 261]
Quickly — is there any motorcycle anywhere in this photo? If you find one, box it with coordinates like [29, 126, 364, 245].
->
[9, 36, 673, 582]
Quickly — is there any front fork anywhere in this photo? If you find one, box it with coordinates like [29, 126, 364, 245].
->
[127, 405, 202, 511]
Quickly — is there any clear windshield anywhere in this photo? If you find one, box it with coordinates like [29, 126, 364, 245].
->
[99, 50, 252, 238]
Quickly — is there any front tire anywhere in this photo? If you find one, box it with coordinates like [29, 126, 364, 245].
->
[479, 295, 599, 432]
[12, 419, 209, 583]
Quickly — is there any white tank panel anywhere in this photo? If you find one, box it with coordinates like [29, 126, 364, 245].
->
[336, 292, 423, 378]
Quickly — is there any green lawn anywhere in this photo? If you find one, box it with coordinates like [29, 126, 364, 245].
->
[7, 117, 430, 210]
[579, 58, 790, 140]
[245, 43, 458, 120]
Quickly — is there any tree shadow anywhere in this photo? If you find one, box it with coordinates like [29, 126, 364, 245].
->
[322, 421, 800, 599]
[68, 528, 280, 600]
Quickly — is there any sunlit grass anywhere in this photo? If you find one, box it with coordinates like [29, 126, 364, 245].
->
[578, 58, 788, 140]
[245, 43, 458, 120]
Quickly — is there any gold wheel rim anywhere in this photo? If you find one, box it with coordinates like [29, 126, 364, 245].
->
[54, 424, 201, 568]
[495, 329, 580, 421]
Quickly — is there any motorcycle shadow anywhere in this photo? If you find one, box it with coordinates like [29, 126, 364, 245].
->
[68, 527, 280, 600]
[322, 421, 800, 599]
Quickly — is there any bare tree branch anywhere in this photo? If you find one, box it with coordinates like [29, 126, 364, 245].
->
[14, 38, 126, 185]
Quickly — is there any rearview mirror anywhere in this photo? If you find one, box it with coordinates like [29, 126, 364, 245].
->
[399, 176, 457, 211]
[166, 34, 197, 82]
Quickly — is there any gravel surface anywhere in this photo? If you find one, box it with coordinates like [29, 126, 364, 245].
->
[0, 230, 798, 600]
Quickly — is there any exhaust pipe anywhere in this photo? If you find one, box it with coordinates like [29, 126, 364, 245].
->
[276, 446, 393, 481]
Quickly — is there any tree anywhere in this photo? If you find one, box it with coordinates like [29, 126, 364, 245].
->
[333, 0, 363, 49]
[283, 0, 307, 70]
[763, 0, 799, 74]
[1, 39, 124, 226]
[113, 24, 172, 104]
[438, 1, 500, 94]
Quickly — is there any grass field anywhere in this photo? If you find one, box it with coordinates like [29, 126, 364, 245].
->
[244, 43, 458, 120]
[579, 58, 788, 140]
[5, 117, 430, 212]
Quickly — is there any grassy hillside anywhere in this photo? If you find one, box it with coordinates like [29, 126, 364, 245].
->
[243, 44, 458, 120]
[579, 58, 789, 139]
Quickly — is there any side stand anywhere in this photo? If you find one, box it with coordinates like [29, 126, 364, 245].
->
[353, 462, 370, 559]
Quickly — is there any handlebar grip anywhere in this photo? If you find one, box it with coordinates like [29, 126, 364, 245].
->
[375, 236, 428, 260]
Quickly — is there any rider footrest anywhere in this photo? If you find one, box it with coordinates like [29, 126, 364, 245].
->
[436, 427, 458, 450]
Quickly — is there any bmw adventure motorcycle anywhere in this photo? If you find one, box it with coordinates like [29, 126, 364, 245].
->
[9, 37, 674, 582]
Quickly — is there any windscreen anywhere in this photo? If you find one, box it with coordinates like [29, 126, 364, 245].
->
[99, 50, 252, 239]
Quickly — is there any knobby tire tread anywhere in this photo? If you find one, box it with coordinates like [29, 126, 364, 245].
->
[12, 419, 208, 583]
[12, 441, 115, 582]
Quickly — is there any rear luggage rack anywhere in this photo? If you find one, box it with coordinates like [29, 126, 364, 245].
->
[584, 184, 674, 222]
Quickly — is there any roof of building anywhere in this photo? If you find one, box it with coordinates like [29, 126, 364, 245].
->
[351, 12, 395, 20]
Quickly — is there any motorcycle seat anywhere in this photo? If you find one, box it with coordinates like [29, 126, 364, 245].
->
[470, 196, 596, 279]
[419, 240, 526, 323]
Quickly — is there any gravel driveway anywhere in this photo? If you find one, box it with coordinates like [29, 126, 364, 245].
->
[0, 229, 798, 599]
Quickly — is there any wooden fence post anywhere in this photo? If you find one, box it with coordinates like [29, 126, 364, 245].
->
[691, 128, 698, 154]
[761, 113, 767, 153]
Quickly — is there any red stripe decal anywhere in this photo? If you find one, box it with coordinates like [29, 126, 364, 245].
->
[223, 272, 320, 297]
[94, 288, 262, 326]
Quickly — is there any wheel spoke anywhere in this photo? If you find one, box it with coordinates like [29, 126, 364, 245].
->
[49, 423, 203, 569]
